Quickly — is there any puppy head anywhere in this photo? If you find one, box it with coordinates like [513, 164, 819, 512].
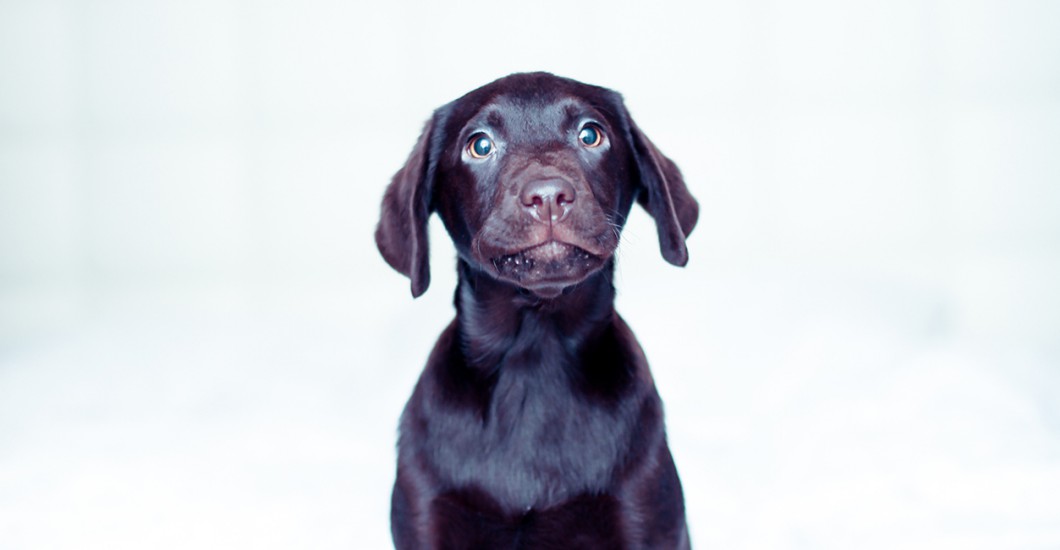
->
[375, 72, 698, 298]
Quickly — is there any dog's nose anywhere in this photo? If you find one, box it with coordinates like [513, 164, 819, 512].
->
[519, 179, 576, 224]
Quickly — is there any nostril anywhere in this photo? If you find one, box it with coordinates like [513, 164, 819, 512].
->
[519, 179, 577, 211]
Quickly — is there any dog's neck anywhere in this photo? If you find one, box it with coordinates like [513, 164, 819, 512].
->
[454, 259, 617, 371]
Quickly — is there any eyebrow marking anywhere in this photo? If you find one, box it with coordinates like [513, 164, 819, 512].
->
[485, 110, 505, 129]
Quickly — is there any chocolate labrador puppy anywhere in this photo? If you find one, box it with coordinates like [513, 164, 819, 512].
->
[376, 72, 698, 549]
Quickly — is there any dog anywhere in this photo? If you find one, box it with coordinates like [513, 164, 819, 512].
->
[376, 72, 698, 549]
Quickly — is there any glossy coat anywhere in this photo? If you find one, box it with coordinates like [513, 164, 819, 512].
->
[376, 72, 698, 549]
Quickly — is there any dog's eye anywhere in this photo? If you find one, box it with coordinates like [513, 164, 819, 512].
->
[578, 124, 604, 148]
[467, 134, 495, 159]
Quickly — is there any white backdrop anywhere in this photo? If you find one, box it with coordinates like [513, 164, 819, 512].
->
[2, 1, 1059, 548]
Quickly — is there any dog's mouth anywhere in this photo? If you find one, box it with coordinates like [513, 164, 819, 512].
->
[490, 241, 604, 290]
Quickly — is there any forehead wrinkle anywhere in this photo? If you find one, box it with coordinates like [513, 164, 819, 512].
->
[464, 95, 604, 147]
[500, 97, 592, 142]
[526, 97, 585, 127]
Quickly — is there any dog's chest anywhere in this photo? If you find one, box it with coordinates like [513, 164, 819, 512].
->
[425, 352, 633, 511]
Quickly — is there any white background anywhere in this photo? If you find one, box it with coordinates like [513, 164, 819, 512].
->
[2, 1, 1059, 548]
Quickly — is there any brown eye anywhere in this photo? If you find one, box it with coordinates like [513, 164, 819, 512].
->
[468, 134, 495, 158]
[578, 123, 604, 148]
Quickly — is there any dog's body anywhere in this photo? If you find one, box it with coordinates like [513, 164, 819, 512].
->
[376, 73, 698, 549]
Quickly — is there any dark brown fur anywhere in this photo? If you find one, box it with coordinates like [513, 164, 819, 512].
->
[376, 72, 698, 549]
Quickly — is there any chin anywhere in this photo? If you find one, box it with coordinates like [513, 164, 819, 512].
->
[485, 240, 609, 295]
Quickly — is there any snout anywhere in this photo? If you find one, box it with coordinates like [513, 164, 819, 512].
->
[467, 155, 619, 294]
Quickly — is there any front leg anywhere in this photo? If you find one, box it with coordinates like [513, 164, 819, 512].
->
[390, 469, 420, 550]
[617, 442, 690, 549]
[391, 461, 442, 550]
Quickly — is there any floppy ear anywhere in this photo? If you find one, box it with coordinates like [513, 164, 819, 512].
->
[375, 117, 436, 297]
[629, 119, 699, 266]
